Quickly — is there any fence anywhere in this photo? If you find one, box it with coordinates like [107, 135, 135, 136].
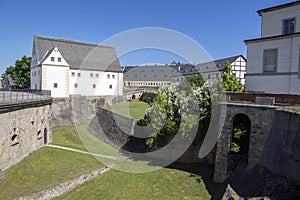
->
[0, 89, 51, 102]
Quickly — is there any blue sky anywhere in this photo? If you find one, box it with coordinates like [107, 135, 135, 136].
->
[0, 0, 294, 74]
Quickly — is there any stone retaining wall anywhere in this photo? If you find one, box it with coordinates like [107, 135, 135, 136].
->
[0, 99, 52, 171]
[227, 92, 300, 105]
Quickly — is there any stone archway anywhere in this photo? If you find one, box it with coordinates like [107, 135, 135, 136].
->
[213, 103, 275, 183]
[228, 113, 251, 172]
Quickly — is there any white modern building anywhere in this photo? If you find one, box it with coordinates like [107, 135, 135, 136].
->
[31, 35, 123, 98]
[245, 1, 300, 94]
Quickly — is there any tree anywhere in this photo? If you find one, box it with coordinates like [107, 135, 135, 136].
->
[220, 61, 243, 92]
[143, 74, 215, 149]
[1, 56, 31, 88]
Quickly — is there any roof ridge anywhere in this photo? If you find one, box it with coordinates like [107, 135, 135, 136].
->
[34, 35, 114, 49]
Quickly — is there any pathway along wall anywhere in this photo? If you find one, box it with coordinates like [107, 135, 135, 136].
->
[0, 99, 52, 171]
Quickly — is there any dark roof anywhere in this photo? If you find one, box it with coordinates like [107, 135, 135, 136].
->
[32, 35, 122, 72]
[257, 1, 300, 16]
[195, 55, 244, 73]
[244, 32, 300, 43]
[124, 55, 245, 81]
[124, 65, 180, 81]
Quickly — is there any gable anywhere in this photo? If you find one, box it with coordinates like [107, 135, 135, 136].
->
[41, 47, 69, 66]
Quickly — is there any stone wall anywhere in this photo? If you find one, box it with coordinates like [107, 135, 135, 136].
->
[227, 92, 300, 105]
[52, 95, 127, 128]
[214, 102, 276, 183]
[88, 107, 214, 163]
[260, 109, 300, 185]
[88, 107, 135, 149]
[0, 99, 52, 170]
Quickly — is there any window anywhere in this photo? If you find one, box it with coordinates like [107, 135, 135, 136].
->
[107, 74, 110, 79]
[58, 57, 62, 62]
[93, 84, 96, 88]
[96, 74, 99, 78]
[109, 85, 112, 89]
[283, 18, 295, 35]
[54, 83, 58, 88]
[112, 75, 115, 79]
[263, 49, 278, 73]
[74, 83, 78, 88]
[77, 73, 81, 77]
[90, 73, 93, 78]
[51, 57, 55, 62]
[71, 72, 75, 77]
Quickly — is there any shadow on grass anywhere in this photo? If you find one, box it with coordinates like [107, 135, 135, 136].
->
[167, 162, 228, 200]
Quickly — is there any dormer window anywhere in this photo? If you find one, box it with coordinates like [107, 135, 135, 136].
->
[58, 57, 62, 62]
[283, 18, 295, 35]
[51, 57, 55, 62]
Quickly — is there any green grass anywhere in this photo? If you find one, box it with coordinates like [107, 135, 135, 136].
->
[56, 168, 211, 200]
[104, 100, 150, 119]
[283, 106, 300, 112]
[52, 122, 88, 151]
[0, 147, 104, 200]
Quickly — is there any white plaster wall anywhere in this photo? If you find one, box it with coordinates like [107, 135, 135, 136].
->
[246, 38, 293, 74]
[69, 70, 123, 96]
[30, 67, 41, 90]
[42, 47, 69, 67]
[246, 74, 300, 94]
[246, 35, 300, 94]
[42, 65, 69, 98]
[261, 5, 300, 37]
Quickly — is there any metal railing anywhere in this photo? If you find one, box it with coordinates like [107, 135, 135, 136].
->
[0, 89, 51, 102]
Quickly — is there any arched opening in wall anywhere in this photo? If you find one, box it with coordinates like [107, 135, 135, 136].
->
[228, 113, 251, 172]
[37, 130, 42, 140]
[43, 128, 48, 144]
[132, 95, 136, 100]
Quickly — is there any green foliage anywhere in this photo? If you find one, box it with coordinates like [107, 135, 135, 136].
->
[230, 128, 246, 153]
[219, 61, 243, 92]
[1, 55, 31, 88]
[143, 74, 216, 149]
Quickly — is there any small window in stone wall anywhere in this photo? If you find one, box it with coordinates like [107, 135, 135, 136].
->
[10, 128, 19, 146]
[37, 130, 42, 140]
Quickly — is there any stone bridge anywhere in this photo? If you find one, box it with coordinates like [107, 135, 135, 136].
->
[213, 93, 300, 183]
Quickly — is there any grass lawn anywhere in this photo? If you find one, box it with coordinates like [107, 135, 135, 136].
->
[56, 168, 211, 200]
[0, 147, 104, 200]
[52, 120, 89, 151]
[283, 106, 300, 112]
[104, 100, 150, 119]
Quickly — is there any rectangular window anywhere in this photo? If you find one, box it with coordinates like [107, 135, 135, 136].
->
[77, 73, 81, 77]
[58, 57, 62, 62]
[93, 84, 96, 88]
[109, 85, 112, 89]
[107, 74, 110, 79]
[96, 74, 99, 78]
[71, 72, 75, 77]
[54, 83, 58, 88]
[51, 57, 55, 62]
[283, 18, 295, 35]
[112, 75, 115, 79]
[90, 73, 93, 78]
[74, 83, 78, 88]
[263, 49, 278, 73]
